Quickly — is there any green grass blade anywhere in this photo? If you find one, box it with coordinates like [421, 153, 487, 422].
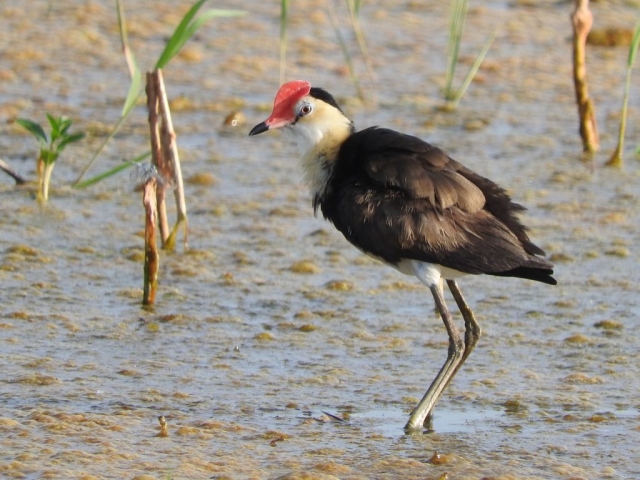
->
[117, 0, 142, 116]
[74, 151, 151, 189]
[73, 113, 129, 185]
[328, 2, 365, 102]
[452, 28, 497, 106]
[445, 0, 469, 100]
[16, 118, 48, 144]
[607, 20, 640, 167]
[155, 0, 244, 70]
[116, 0, 136, 77]
[346, 0, 375, 87]
[156, 0, 208, 69]
[181, 9, 245, 46]
[279, 0, 290, 85]
[628, 20, 640, 65]
[122, 63, 143, 116]
[353, 0, 362, 16]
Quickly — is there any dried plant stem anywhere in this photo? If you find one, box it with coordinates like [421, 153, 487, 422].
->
[156, 70, 188, 250]
[145, 70, 188, 250]
[142, 176, 159, 306]
[146, 71, 170, 244]
[571, 0, 599, 154]
[0, 158, 27, 184]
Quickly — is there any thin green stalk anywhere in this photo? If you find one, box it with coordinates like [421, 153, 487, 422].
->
[73, 114, 129, 185]
[444, 0, 469, 101]
[328, 1, 365, 102]
[346, 0, 375, 86]
[116, 0, 135, 78]
[606, 20, 640, 167]
[450, 28, 497, 107]
[279, 0, 290, 85]
[73, 151, 151, 189]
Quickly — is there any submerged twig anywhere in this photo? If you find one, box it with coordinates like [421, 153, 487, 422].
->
[156, 415, 169, 437]
[0, 158, 27, 185]
[571, 0, 599, 154]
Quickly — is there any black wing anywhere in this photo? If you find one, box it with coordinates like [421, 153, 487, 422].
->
[320, 127, 555, 283]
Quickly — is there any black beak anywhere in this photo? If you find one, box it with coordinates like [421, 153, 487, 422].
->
[249, 121, 269, 136]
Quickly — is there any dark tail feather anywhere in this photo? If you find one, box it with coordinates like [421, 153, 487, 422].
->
[490, 266, 557, 285]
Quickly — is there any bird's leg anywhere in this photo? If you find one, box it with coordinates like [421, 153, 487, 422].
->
[446, 279, 481, 372]
[405, 282, 465, 432]
[421, 281, 481, 430]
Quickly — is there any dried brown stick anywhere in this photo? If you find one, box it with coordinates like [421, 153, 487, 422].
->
[146, 71, 170, 245]
[571, 0, 599, 153]
[0, 158, 27, 185]
[142, 176, 159, 306]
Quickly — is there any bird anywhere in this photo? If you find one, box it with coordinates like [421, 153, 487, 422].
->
[249, 80, 556, 432]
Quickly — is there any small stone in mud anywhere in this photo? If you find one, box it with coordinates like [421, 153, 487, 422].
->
[325, 280, 353, 291]
[587, 27, 634, 47]
[299, 324, 317, 332]
[588, 413, 615, 423]
[553, 300, 577, 309]
[549, 252, 574, 263]
[594, 320, 623, 330]
[6, 244, 39, 256]
[223, 111, 246, 127]
[563, 373, 604, 384]
[290, 260, 321, 274]
[255, 332, 275, 341]
[604, 246, 629, 258]
[502, 399, 527, 413]
[564, 334, 591, 344]
[186, 172, 217, 186]
[426, 451, 453, 465]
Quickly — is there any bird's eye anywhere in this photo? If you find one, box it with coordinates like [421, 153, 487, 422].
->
[300, 104, 313, 116]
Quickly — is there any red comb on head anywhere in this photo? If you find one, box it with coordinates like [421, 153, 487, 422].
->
[267, 80, 311, 124]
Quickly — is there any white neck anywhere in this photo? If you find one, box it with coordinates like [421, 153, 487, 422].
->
[286, 103, 353, 201]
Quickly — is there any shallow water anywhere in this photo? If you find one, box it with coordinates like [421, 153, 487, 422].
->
[1, 0, 640, 479]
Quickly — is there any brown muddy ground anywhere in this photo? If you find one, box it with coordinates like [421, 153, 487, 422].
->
[1, 0, 640, 479]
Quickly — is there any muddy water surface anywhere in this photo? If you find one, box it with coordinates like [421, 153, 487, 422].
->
[1, 1, 640, 479]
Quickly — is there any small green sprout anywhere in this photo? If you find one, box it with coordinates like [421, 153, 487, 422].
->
[16, 114, 84, 203]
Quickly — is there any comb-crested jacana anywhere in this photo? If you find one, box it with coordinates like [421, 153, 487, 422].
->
[249, 80, 556, 432]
